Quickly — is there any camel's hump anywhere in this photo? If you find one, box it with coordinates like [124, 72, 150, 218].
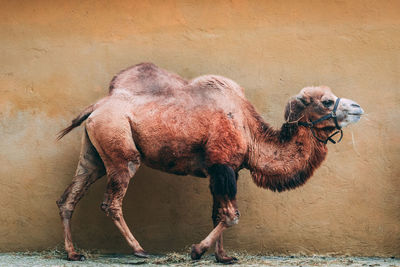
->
[108, 62, 188, 95]
[189, 75, 245, 98]
[108, 63, 245, 98]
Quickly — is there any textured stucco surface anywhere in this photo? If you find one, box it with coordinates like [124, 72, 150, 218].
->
[0, 0, 399, 256]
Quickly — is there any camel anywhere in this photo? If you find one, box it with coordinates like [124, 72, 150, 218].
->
[56, 62, 364, 263]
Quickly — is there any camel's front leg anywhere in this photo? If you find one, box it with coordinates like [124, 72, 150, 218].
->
[213, 198, 239, 263]
[191, 164, 239, 263]
[191, 221, 228, 260]
[215, 234, 237, 263]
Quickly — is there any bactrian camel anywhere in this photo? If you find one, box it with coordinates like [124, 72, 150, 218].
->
[57, 63, 364, 263]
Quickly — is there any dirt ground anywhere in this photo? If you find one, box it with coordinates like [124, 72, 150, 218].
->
[0, 250, 398, 267]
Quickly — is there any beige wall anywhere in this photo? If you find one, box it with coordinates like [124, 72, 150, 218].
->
[0, 0, 399, 256]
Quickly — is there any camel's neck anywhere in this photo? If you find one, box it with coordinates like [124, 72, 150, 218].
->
[245, 107, 328, 192]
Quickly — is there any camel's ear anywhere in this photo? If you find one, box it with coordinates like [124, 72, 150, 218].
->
[284, 96, 307, 121]
[281, 96, 308, 142]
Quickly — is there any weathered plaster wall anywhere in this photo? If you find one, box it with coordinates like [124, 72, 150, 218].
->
[0, 0, 399, 256]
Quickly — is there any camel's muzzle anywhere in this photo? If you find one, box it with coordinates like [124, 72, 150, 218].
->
[338, 98, 364, 126]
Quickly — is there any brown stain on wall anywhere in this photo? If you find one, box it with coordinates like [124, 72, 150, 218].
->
[0, 0, 399, 256]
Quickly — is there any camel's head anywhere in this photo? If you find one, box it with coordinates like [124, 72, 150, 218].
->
[284, 86, 364, 142]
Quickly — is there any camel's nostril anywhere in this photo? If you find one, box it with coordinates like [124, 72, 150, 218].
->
[235, 210, 241, 218]
[351, 103, 360, 108]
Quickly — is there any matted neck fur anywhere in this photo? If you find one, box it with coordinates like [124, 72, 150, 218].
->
[57, 63, 363, 263]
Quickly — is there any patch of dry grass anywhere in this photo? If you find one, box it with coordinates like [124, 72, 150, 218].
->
[6, 245, 398, 267]
[10, 243, 101, 260]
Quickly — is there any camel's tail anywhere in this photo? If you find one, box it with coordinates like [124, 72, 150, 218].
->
[57, 104, 95, 140]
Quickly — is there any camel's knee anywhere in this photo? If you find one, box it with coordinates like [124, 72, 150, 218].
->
[56, 197, 73, 219]
[225, 212, 240, 227]
[56, 177, 92, 219]
[213, 208, 240, 227]
[56, 189, 72, 216]
[222, 209, 240, 227]
[56, 194, 66, 209]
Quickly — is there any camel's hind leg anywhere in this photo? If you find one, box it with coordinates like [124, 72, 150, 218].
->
[56, 130, 106, 261]
[86, 116, 147, 257]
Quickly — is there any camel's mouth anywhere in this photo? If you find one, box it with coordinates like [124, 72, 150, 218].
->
[347, 113, 363, 121]
[338, 104, 364, 128]
[346, 106, 364, 118]
[348, 111, 364, 116]
[347, 114, 362, 124]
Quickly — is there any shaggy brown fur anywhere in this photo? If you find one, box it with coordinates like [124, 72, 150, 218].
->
[57, 63, 363, 263]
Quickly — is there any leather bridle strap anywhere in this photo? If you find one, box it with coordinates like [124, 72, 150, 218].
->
[309, 127, 343, 144]
[298, 98, 343, 144]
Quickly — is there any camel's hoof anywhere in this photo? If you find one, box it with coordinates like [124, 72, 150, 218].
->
[134, 250, 149, 258]
[190, 244, 206, 260]
[67, 253, 86, 261]
[216, 255, 238, 264]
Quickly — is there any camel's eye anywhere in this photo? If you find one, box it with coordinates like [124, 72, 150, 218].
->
[322, 99, 334, 107]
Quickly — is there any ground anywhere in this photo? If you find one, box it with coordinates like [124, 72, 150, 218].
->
[0, 250, 398, 267]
